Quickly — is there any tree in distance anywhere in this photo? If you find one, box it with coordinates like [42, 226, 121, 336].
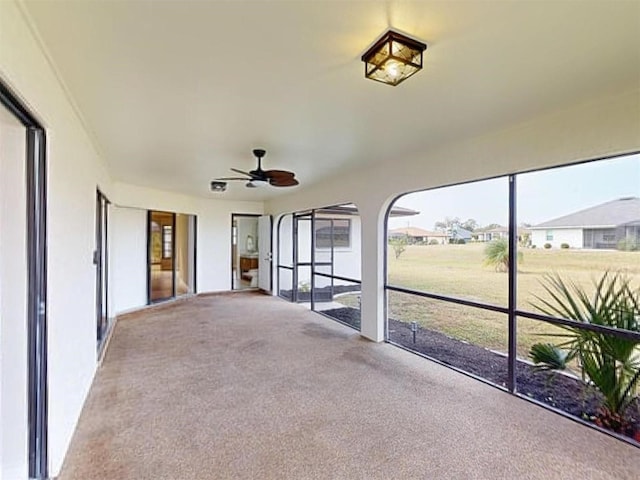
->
[389, 235, 408, 259]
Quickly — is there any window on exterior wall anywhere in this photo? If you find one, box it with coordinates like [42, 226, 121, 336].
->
[162, 225, 172, 259]
[315, 218, 351, 249]
[545, 230, 553, 241]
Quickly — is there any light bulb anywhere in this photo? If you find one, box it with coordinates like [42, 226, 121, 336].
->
[386, 60, 400, 78]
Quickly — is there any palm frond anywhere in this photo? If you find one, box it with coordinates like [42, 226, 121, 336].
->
[530, 343, 570, 371]
[529, 271, 640, 419]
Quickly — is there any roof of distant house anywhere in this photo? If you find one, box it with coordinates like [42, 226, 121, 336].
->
[316, 204, 419, 217]
[452, 226, 473, 237]
[389, 227, 446, 237]
[388, 206, 421, 217]
[531, 197, 640, 229]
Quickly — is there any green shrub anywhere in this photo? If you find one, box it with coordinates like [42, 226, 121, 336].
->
[560, 243, 570, 249]
[389, 235, 408, 259]
[544, 243, 552, 249]
[428, 239, 439, 245]
[617, 238, 639, 252]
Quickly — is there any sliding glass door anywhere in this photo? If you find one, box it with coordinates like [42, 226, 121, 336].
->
[0, 82, 48, 479]
[148, 210, 196, 303]
[175, 213, 196, 296]
[95, 190, 110, 348]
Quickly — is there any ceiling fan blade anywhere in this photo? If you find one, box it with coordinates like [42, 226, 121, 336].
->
[269, 176, 299, 187]
[215, 176, 250, 181]
[264, 169, 295, 179]
[230, 168, 255, 177]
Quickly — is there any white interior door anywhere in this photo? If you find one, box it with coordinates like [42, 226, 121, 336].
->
[258, 215, 272, 292]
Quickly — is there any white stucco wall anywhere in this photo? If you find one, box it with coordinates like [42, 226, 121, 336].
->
[111, 182, 263, 305]
[111, 206, 148, 313]
[0, 1, 115, 474]
[531, 228, 583, 249]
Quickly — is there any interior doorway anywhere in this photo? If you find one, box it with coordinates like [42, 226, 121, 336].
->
[148, 211, 196, 303]
[231, 214, 260, 290]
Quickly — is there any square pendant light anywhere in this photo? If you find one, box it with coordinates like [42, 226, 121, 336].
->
[362, 30, 427, 86]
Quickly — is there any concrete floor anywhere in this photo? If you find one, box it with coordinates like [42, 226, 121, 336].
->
[58, 293, 640, 479]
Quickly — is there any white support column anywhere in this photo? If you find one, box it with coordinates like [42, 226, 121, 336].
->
[358, 203, 386, 342]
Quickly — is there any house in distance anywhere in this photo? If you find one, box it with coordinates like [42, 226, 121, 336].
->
[530, 197, 640, 249]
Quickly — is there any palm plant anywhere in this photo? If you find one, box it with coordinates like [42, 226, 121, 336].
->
[529, 272, 640, 432]
[483, 238, 522, 272]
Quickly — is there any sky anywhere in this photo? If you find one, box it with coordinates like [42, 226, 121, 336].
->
[388, 153, 640, 231]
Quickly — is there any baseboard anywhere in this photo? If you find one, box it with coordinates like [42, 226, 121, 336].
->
[197, 289, 269, 297]
[97, 316, 117, 365]
[114, 294, 197, 321]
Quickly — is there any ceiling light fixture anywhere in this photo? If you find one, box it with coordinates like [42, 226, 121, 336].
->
[210, 181, 227, 192]
[362, 30, 427, 86]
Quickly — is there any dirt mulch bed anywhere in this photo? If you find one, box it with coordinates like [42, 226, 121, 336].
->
[321, 307, 640, 442]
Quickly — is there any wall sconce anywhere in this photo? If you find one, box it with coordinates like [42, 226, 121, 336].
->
[362, 30, 427, 86]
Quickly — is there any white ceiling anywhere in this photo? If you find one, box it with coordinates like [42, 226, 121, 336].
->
[22, 0, 640, 200]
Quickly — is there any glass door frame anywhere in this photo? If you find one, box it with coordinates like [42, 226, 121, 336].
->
[230, 213, 261, 291]
[293, 211, 312, 303]
[95, 189, 110, 352]
[147, 210, 176, 303]
[147, 210, 197, 303]
[0, 81, 49, 479]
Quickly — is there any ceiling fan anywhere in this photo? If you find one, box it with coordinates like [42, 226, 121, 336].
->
[213, 149, 299, 189]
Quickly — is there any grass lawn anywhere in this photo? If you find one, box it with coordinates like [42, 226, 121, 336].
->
[387, 243, 640, 359]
